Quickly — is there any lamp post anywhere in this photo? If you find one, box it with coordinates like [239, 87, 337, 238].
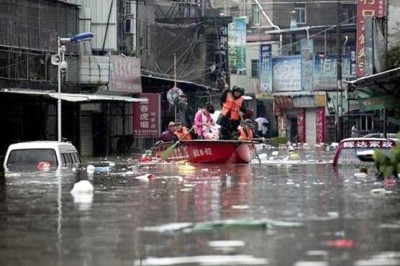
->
[56, 32, 93, 141]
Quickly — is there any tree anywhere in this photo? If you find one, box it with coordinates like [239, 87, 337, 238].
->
[386, 44, 400, 70]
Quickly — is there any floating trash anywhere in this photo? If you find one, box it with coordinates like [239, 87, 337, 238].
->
[323, 238, 354, 249]
[208, 240, 245, 248]
[70, 180, 93, 195]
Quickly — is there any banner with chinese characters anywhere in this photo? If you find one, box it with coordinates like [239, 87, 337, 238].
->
[300, 39, 314, 91]
[314, 54, 354, 90]
[356, 0, 386, 78]
[228, 17, 247, 75]
[272, 56, 301, 92]
[259, 44, 272, 93]
[132, 93, 160, 138]
[316, 107, 326, 144]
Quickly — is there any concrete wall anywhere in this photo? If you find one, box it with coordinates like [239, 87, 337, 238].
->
[388, 0, 400, 47]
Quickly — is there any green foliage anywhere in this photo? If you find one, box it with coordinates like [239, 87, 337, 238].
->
[373, 133, 400, 178]
[386, 44, 400, 69]
[270, 137, 289, 147]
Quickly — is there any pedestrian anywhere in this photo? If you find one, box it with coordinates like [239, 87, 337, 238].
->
[237, 119, 257, 141]
[254, 115, 269, 138]
[217, 85, 247, 140]
[194, 102, 216, 139]
[174, 91, 193, 128]
[173, 121, 192, 142]
[158, 121, 176, 142]
[351, 124, 359, 138]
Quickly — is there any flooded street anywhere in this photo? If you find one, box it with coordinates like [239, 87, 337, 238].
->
[1, 147, 400, 266]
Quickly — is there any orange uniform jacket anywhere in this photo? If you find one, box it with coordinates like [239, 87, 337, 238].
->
[238, 126, 253, 140]
[221, 92, 244, 121]
[174, 126, 192, 140]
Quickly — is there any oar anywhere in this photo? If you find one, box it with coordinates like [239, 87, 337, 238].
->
[249, 134, 262, 164]
[161, 125, 195, 161]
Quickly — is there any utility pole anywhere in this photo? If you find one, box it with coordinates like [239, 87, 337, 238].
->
[336, 1, 343, 141]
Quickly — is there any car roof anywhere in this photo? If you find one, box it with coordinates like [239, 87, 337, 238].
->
[6, 141, 77, 150]
[363, 133, 397, 137]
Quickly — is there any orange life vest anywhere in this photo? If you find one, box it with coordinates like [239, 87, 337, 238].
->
[221, 93, 244, 121]
[174, 126, 192, 140]
[238, 126, 253, 140]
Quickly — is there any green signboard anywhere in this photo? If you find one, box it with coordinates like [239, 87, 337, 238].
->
[359, 95, 399, 111]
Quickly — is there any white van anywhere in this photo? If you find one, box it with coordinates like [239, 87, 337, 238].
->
[3, 141, 81, 173]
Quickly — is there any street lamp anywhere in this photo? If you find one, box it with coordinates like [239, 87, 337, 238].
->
[56, 32, 93, 142]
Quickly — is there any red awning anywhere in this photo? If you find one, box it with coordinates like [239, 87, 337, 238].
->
[274, 96, 294, 108]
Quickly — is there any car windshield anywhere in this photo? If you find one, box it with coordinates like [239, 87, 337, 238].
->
[6, 149, 58, 170]
[363, 133, 397, 138]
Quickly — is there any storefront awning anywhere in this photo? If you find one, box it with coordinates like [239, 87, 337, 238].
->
[0, 89, 148, 103]
[273, 91, 326, 108]
[346, 67, 400, 97]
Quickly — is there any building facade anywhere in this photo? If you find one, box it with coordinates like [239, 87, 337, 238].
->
[213, 0, 358, 144]
[0, 0, 145, 158]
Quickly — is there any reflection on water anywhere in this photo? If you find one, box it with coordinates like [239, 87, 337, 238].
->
[0, 147, 400, 266]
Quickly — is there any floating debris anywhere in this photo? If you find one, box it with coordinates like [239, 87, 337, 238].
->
[134, 255, 268, 265]
[138, 219, 303, 234]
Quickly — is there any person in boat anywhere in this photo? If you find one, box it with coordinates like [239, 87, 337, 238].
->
[217, 85, 246, 140]
[194, 102, 216, 139]
[173, 121, 192, 142]
[174, 91, 193, 129]
[158, 121, 176, 143]
[237, 119, 257, 141]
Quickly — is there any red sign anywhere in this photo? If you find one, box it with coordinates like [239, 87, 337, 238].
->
[133, 93, 160, 138]
[297, 111, 305, 143]
[109, 56, 142, 93]
[356, 0, 386, 78]
[316, 108, 326, 143]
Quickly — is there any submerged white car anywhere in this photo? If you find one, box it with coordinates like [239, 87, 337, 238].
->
[3, 141, 81, 173]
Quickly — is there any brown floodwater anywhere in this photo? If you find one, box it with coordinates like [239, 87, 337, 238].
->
[1, 147, 400, 266]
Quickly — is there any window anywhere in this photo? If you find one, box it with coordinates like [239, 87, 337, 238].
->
[342, 5, 356, 24]
[7, 149, 58, 166]
[294, 4, 306, 24]
[251, 59, 259, 78]
[230, 6, 239, 17]
[251, 4, 260, 26]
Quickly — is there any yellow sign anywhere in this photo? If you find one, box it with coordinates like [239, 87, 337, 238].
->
[255, 92, 274, 99]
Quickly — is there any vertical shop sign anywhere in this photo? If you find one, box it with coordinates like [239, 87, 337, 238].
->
[132, 93, 160, 138]
[356, 0, 386, 78]
[259, 44, 272, 93]
[301, 39, 314, 91]
[228, 17, 247, 75]
[316, 108, 326, 143]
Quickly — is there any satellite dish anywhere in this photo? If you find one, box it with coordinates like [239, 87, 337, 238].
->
[167, 87, 183, 105]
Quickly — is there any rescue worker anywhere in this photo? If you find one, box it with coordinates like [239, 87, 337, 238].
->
[172, 121, 192, 142]
[217, 85, 246, 140]
[174, 92, 193, 128]
[238, 119, 256, 141]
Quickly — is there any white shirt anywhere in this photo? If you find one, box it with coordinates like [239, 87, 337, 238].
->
[255, 117, 269, 131]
